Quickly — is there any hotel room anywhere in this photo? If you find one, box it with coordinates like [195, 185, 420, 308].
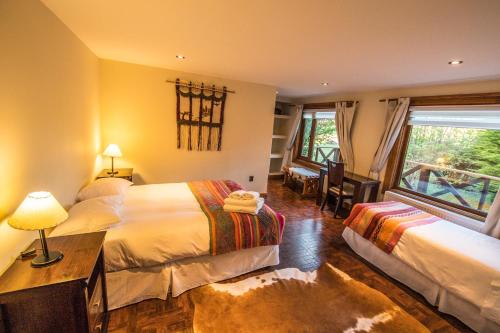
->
[0, 1, 499, 332]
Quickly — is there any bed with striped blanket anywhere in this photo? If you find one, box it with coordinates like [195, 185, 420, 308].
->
[344, 201, 440, 253]
[188, 180, 285, 255]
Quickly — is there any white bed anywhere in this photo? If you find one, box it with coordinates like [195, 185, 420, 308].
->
[342, 197, 500, 333]
[52, 182, 280, 309]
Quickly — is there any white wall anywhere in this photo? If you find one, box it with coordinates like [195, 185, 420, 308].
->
[99, 59, 277, 192]
[0, 0, 100, 274]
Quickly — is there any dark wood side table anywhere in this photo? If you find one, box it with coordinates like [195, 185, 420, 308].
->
[0, 232, 108, 333]
[316, 168, 381, 206]
[96, 168, 133, 182]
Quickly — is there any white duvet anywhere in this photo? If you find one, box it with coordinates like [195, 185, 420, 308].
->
[53, 183, 210, 272]
[391, 220, 500, 324]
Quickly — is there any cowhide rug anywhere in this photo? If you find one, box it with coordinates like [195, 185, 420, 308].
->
[190, 263, 429, 333]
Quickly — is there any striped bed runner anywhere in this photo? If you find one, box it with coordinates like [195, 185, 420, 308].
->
[188, 180, 285, 256]
[344, 201, 440, 253]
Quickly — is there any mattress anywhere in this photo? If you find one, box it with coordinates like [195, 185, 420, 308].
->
[343, 228, 500, 333]
[390, 219, 500, 316]
[103, 183, 210, 271]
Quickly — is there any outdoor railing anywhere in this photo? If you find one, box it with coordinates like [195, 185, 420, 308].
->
[314, 146, 340, 164]
[400, 160, 500, 211]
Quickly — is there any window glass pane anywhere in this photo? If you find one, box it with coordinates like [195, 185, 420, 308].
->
[315, 112, 335, 119]
[300, 118, 312, 157]
[399, 125, 500, 214]
[312, 118, 339, 164]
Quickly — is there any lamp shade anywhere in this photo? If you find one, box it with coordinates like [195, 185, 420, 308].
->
[8, 192, 68, 230]
[103, 144, 122, 158]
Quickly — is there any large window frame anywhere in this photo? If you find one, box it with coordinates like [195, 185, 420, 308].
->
[384, 92, 500, 219]
[294, 103, 341, 168]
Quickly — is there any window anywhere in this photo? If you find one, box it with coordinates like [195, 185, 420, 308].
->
[395, 105, 500, 216]
[297, 109, 340, 165]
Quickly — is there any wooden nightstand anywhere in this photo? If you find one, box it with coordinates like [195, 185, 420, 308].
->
[96, 168, 133, 182]
[0, 232, 108, 333]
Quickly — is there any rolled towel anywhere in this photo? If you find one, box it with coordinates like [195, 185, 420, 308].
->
[223, 197, 260, 207]
[228, 190, 260, 200]
[223, 198, 265, 215]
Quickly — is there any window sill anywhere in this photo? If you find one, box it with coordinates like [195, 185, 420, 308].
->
[292, 158, 325, 171]
[388, 188, 486, 223]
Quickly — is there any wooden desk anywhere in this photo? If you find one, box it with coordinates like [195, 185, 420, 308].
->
[316, 168, 380, 206]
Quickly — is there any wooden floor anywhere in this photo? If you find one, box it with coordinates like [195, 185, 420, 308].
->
[108, 179, 472, 333]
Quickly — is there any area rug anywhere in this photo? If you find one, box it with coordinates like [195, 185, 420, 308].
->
[190, 263, 429, 333]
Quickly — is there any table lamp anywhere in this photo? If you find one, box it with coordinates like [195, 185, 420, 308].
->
[103, 144, 122, 176]
[8, 192, 68, 267]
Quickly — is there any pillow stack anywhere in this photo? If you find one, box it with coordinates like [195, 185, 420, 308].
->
[50, 177, 133, 237]
[223, 190, 264, 215]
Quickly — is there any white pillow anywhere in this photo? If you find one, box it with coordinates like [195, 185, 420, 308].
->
[77, 177, 132, 202]
[50, 195, 123, 237]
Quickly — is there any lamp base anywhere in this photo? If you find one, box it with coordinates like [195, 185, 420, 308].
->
[31, 250, 64, 267]
[106, 170, 118, 176]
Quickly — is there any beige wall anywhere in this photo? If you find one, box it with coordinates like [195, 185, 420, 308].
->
[296, 80, 500, 182]
[99, 59, 276, 193]
[0, 0, 100, 273]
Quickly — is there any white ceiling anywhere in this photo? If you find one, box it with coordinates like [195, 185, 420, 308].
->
[41, 0, 500, 97]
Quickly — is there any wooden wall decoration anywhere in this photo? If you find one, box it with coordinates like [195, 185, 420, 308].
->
[173, 79, 229, 151]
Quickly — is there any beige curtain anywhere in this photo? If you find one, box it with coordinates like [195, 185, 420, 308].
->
[335, 101, 357, 172]
[369, 97, 410, 179]
[482, 189, 500, 238]
[281, 105, 304, 170]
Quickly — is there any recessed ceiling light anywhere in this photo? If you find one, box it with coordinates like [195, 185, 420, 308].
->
[448, 60, 463, 65]
[176, 54, 186, 60]
[321, 82, 329, 86]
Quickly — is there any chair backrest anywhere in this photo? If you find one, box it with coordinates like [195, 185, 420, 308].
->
[327, 160, 345, 189]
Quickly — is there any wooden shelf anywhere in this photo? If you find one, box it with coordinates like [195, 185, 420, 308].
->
[272, 134, 287, 139]
[270, 153, 284, 158]
[274, 114, 291, 119]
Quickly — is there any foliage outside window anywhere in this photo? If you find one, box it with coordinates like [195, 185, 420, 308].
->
[298, 110, 340, 165]
[397, 106, 500, 216]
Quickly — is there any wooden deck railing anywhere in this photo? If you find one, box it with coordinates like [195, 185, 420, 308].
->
[401, 161, 500, 211]
[314, 146, 340, 164]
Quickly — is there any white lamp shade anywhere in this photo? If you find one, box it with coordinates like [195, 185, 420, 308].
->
[103, 144, 122, 158]
[8, 192, 68, 230]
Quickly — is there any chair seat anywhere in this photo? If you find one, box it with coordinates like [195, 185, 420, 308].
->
[327, 186, 353, 197]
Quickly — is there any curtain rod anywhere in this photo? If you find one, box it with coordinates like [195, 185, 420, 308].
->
[166, 79, 236, 94]
[303, 100, 359, 109]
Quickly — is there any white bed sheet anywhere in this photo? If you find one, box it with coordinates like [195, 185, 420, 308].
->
[343, 228, 500, 333]
[104, 183, 210, 271]
[391, 220, 500, 320]
[53, 183, 210, 272]
[106, 245, 279, 310]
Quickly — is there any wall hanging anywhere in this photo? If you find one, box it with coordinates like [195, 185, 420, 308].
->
[166, 79, 235, 151]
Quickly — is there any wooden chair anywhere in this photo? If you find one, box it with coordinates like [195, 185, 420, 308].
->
[320, 161, 353, 218]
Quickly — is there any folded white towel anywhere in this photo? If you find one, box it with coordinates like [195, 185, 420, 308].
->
[223, 197, 260, 207]
[228, 190, 260, 200]
[223, 198, 264, 215]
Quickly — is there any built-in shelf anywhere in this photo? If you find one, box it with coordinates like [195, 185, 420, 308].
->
[269, 101, 295, 177]
[274, 114, 291, 119]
